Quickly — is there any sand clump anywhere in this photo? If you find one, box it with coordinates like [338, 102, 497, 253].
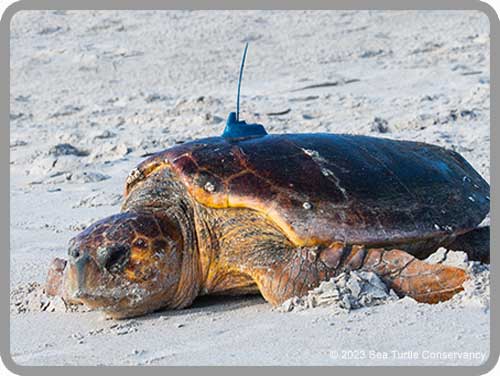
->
[279, 271, 399, 313]
[10, 282, 86, 315]
[48, 143, 89, 157]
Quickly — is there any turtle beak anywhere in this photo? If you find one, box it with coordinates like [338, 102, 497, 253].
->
[67, 248, 101, 299]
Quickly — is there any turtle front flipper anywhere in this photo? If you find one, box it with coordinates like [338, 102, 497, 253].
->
[360, 248, 468, 304]
[245, 244, 468, 306]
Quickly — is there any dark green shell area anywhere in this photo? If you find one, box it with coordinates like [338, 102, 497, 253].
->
[130, 133, 490, 246]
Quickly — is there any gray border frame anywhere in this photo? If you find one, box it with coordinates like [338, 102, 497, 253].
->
[1, 0, 498, 374]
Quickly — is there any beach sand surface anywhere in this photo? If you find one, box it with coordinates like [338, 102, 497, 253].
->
[10, 10, 490, 366]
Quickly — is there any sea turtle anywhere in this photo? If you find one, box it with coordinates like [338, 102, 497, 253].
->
[46, 45, 490, 319]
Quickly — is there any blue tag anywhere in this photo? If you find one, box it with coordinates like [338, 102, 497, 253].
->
[222, 112, 267, 139]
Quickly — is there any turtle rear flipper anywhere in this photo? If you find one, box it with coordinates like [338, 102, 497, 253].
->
[446, 226, 490, 264]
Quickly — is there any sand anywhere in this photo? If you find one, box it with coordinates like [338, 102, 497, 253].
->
[9, 10, 490, 365]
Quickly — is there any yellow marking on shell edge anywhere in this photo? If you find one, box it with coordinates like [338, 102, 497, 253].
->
[192, 189, 315, 247]
[188, 185, 229, 208]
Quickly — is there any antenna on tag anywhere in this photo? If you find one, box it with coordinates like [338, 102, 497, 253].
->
[222, 43, 267, 139]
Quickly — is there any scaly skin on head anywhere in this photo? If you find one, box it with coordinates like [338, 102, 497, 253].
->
[61, 210, 192, 318]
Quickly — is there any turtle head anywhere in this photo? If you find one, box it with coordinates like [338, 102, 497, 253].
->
[63, 211, 188, 318]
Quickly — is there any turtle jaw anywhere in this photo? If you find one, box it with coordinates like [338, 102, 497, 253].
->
[64, 257, 144, 318]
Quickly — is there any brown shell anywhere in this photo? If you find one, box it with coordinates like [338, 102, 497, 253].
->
[125, 134, 489, 247]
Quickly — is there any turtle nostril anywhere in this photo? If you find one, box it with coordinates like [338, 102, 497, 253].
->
[68, 248, 81, 261]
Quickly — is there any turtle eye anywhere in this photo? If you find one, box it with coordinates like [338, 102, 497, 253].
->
[96, 244, 130, 273]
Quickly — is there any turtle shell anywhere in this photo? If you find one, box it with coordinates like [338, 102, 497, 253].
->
[125, 133, 489, 247]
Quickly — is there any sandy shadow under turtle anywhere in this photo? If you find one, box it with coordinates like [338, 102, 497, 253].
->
[137, 294, 267, 321]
